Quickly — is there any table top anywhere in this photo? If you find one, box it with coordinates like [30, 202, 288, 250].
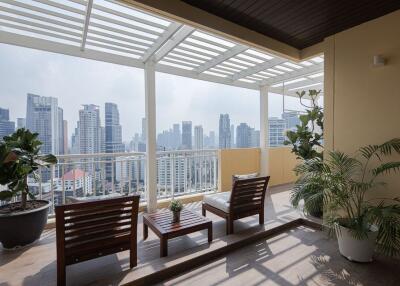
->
[143, 209, 211, 235]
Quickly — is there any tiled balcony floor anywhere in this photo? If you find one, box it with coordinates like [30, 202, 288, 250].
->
[0, 185, 305, 286]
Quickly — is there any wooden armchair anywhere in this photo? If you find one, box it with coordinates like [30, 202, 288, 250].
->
[55, 195, 140, 286]
[202, 176, 270, 235]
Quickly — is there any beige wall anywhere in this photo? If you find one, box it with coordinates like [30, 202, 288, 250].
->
[218, 147, 298, 192]
[324, 10, 400, 197]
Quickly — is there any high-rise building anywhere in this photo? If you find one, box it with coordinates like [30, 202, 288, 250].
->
[236, 123, 251, 148]
[105, 103, 124, 182]
[230, 124, 235, 147]
[141, 117, 147, 142]
[26, 94, 61, 154]
[194, 125, 204, 150]
[105, 103, 124, 153]
[209, 131, 216, 148]
[63, 120, 68, 154]
[16, 118, 26, 129]
[282, 112, 300, 130]
[181, 121, 192, 150]
[172, 123, 181, 149]
[219, 114, 231, 149]
[78, 104, 103, 154]
[250, 128, 260, 147]
[269, 117, 286, 147]
[58, 107, 65, 154]
[0, 107, 15, 140]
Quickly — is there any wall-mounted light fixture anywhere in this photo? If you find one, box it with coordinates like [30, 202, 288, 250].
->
[373, 55, 386, 67]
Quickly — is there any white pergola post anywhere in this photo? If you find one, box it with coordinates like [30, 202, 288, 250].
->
[259, 85, 269, 176]
[145, 60, 157, 213]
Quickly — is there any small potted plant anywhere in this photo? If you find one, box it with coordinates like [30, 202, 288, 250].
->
[0, 129, 57, 249]
[169, 199, 183, 223]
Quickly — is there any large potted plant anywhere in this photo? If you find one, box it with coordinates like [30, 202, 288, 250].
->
[302, 139, 400, 262]
[284, 89, 324, 217]
[0, 129, 57, 249]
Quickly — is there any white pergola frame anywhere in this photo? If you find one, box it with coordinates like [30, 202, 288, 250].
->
[0, 0, 324, 212]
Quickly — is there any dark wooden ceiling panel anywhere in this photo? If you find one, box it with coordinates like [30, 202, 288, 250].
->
[182, 0, 400, 49]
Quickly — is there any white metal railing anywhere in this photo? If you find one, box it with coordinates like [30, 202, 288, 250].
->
[156, 149, 218, 200]
[24, 149, 218, 214]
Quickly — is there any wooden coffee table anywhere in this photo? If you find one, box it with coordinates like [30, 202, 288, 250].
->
[143, 209, 212, 257]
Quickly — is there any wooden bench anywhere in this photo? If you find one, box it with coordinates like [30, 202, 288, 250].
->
[55, 195, 140, 286]
[202, 176, 270, 234]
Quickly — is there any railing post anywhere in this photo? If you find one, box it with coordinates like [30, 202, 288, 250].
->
[145, 60, 157, 212]
[260, 85, 270, 176]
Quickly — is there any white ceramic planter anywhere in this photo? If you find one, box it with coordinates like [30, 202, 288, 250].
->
[336, 225, 378, 262]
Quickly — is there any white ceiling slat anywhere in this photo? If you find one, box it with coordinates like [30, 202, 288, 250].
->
[0, 20, 81, 44]
[80, 0, 93, 51]
[162, 57, 198, 68]
[90, 22, 155, 43]
[194, 44, 247, 73]
[174, 45, 213, 59]
[33, 0, 85, 15]
[0, 14, 81, 38]
[189, 34, 232, 50]
[165, 53, 204, 65]
[86, 40, 144, 56]
[141, 22, 181, 62]
[86, 35, 147, 52]
[154, 26, 194, 61]
[231, 58, 284, 81]
[92, 3, 167, 30]
[91, 13, 162, 37]
[0, 5, 82, 31]
[88, 28, 152, 49]
[0, 30, 144, 68]
[182, 39, 222, 55]
[169, 49, 209, 62]
[1, 0, 84, 23]
[262, 63, 324, 85]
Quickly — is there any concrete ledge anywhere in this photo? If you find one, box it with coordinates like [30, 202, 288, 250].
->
[107, 218, 323, 286]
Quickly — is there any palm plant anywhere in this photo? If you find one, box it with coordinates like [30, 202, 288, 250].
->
[301, 138, 400, 257]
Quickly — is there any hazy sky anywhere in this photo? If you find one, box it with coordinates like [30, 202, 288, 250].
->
[0, 44, 292, 142]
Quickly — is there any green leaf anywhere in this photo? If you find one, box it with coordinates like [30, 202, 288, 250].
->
[0, 190, 13, 201]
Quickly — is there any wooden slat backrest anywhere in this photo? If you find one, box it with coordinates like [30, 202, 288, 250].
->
[229, 176, 270, 213]
[55, 195, 140, 266]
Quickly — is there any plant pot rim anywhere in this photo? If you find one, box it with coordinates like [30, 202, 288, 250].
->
[0, 200, 51, 218]
[336, 222, 378, 233]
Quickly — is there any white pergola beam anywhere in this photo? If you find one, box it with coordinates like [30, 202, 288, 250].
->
[259, 85, 269, 176]
[141, 23, 182, 62]
[144, 60, 157, 213]
[81, 0, 93, 51]
[154, 26, 195, 61]
[194, 45, 247, 73]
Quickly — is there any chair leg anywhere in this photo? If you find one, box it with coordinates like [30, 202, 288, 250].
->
[202, 204, 206, 216]
[130, 247, 137, 268]
[57, 261, 66, 286]
[259, 210, 264, 225]
[227, 217, 234, 235]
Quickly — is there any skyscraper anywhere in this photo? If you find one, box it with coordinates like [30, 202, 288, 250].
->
[16, 118, 26, 129]
[78, 105, 103, 154]
[282, 112, 300, 130]
[141, 117, 147, 142]
[219, 114, 231, 149]
[181, 121, 192, 150]
[63, 120, 68, 154]
[250, 128, 260, 147]
[58, 107, 65, 154]
[172, 123, 181, 149]
[105, 103, 124, 182]
[269, 117, 286, 147]
[194, 125, 204, 150]
[236, 123, 251, 148]
[230, 124, 235, 147]
[26, 94, 61, 154]
[209, 131, 216, 148]
[0, 107, 15, 140]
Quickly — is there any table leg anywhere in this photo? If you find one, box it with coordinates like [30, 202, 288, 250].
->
[208, 223, 213, 243]
[160, 237, 168, 257]
[143, 221, 148, 240]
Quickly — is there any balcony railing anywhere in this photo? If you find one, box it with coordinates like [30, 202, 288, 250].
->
[23, 149, 218, 214]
